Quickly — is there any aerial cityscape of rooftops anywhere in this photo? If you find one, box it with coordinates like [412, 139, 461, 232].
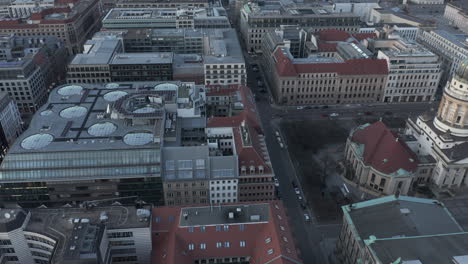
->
[0, 0, 466, 262]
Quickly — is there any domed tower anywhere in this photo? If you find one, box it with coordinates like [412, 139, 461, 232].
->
[434, 59, 468, 137]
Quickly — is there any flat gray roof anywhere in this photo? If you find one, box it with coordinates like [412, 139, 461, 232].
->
[110, 52, 173, 65]
[179, 203, 270, 227]
[70, 38, 121, 65]
[24, 205, 151, 263]
[347, 196, 463, 240]
[369, 233, 468, 264]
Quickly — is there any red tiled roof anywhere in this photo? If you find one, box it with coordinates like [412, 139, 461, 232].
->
[317, 41, 338, 52]
[351, 121, 418, 174]
[317, 29, 351, 41]
[353, 32, 378, 41]
[274, 48, 388, 76]
[152, 201, 303, 264]
[207, 85, 260, 129]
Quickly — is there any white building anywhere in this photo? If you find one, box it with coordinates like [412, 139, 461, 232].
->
[444, 1, 468, 33]
[0, 205, 152, 264]
[7, 0, 54, 18]
[417, 29, 468, 86]
[405, 58, 468, 188]
[360, 24, 420, 41]
[376, 40, 441, 103]
[209, 178, 238, 204]
[408, 0, 443, 4]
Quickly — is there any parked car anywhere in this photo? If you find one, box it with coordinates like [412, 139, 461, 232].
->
[330, 113, 339, 117]
[296, 106, 304, 110]
[320, 113, 329, 117]
[300, 203, 307, 210]
[305, 106, 312, 110]
[274, 178, 279, 187]
[279, 142, 284, 148]
[275, 131, 280, 137]
[365, 112, 373, 115]
[304, 213, 310, 222]
[252, 67, 259, 72]
[297, 195, 303, 201]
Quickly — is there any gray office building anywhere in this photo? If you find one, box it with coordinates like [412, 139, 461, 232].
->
[0, 81, 206, 207]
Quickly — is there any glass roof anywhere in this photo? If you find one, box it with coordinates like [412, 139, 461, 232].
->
[40, 110, 53, 116]
[60, 106, 87, 119]
[87, 122, 117, 137]
[133, 106, 157, 114]
[103, 91, 128, 102]
[57, 85, 83, 96]
[155, 83, 178, 91]
[20, 134, 53, 150]
[105, 83, 120, 89]
[123, 131, 154, 146]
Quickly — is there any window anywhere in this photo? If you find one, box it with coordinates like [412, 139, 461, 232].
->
[224, 241, 230, 248]
[239, 224, 245, 231]
[200, 226, 206, 232]
[265, 237, 271, 244]
[178, 160, 193, 170]
[196, 159, 205, 169]
[189, 227, 194, 232]
[224, 225, 229, 231]
[166, 160, 175, 170]
[216, 242, 222, 248]
[108, 232, 133, 238]
[267, 248, 274, 255]
[200, 243, 206, 250]
[188, 243, 195, 250]
[240, 241, 246, 247]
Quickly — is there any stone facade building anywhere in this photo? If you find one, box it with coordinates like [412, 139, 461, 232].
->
[0, 0, 102, 54]
[444, 1, 468, 34]
[344, 121, 419, 196]
[405, 59, 468, 188]
[376, 39, 441, 103]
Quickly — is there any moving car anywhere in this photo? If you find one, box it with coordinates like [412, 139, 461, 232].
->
[294, 187, 300, 195]
[297, 195, 303, 201]
[296, 106, 304, 110]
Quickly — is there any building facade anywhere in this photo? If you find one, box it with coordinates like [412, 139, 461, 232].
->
[376, 40, 441, 103]
[68, 28, 246, 86]
[417, 30, 468, 87]
[239, 1, 360, 53]
[263, 47, 388, 106]
[102, 7, 230, 30]
[0, 0, 102, 54]
[444, 2, 468, 34]
[344, 121, 418, 196]
[0, 81, 206, 207]
[0, 35, 68, 114]
[405, 59, 468, 188]
[0, 205, 152, 264]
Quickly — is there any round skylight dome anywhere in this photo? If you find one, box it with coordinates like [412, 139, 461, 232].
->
[40, 110, 53, 116]
[154, 83, 178, 91]
[57, 85, 83, 96]
[123, 131, 154, 146]
[87, 122, 117, 137]
[60, 106, 87, 119]
[103, 91, 128, 102]
[21, 134, 53, 150]
[133, 106, 157, 114]
[105, 83, 120, 89]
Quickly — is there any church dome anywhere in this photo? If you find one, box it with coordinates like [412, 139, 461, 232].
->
[456, 58, 468, 81]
